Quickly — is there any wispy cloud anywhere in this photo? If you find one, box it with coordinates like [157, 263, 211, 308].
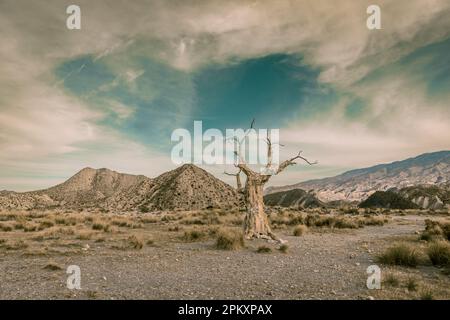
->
[0, 0, 449, 190]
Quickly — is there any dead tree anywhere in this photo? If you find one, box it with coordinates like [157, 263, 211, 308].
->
[231, 121, 316, 242]
[224, 169, 243, 192]
[224, 168, 246, 210]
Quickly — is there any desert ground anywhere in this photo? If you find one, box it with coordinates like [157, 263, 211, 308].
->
[0, 208, 449, 300]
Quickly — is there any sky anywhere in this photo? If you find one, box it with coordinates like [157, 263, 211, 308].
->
[0, 0, 449, 191]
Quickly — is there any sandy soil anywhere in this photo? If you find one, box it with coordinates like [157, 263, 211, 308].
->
[0, 212, 449, 300]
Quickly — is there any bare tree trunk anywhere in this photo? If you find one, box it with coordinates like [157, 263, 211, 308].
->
[242, 176, 279, 241]
[231, 119, 317, 243]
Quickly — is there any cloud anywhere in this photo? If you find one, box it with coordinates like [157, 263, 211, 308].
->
[0, 0, 449, 190]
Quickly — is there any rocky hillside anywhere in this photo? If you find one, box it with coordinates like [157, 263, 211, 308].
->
[394, 185, 450, 210]
[266, 151, 450, 202]
[264, 189, 326, 209]
[40, 167, 150, 205]
[108, 164, 239, 211]
[358, 191, 419, 209]
[0, 165, 239, 211]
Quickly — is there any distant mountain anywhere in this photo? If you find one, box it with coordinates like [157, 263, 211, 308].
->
[106, 164, 239, 211]
[359, 191, 419, 209]
[0, 164, 239, 211]
[39, 167, 150, 205]
[394, 185, 450, 210]
[265, 151, 450, 202]
[264, 189, 326, 209]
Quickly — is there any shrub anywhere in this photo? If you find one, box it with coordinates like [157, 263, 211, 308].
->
[6, 240, 28, 250]
[422, 219, 450, 241]
[0, 224, 13, 232]
[76, 232, 92, 240]
[304, 215, 360, 229]
[293, 225, 308, 236]
[128, 235, 144, 249]
[111, 219, 129, 227]
[229, 218, 243, 226]
[420, 290, 434, 300]
[419, 232, 434, 242]
[427, 241, 450, 267]
[257, 246, 272, 253]
[140, 217, 159, 224]
[377, 243, 421, 267]
[14, 223, 24, 230]
[181, 218, 205, 225]
[215, 229, 244, 250]
[55, 217, 77, 226]
[333, 217, 358, 229]
[288, 216, 304, 226]
[406, 278, 418, 292]
[23, 224, 37, 232]
[139, 205, 150, 213]
[344, 208, 359, 215]
[182, 230, 206, 242]
[360, 216, 386, 226]
[384, 274, 399, 287]
[39, 220, 54, 229]
[278, 244, 289, 253]
[92, 222, 109, 232]
[43, 263, 62, 271]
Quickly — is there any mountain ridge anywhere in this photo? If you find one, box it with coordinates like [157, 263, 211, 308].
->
[0, 164, 239, 211]
[265, 150, 450, 202]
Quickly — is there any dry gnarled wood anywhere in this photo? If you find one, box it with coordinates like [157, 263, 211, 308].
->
[228, 120, 317, 243]
[224, 169, 243, 192]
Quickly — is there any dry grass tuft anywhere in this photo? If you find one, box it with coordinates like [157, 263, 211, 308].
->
[215, 228, 244, 250]
[127, 235, 144, 249]
[181, 229, 206, 242]
[427, 241, 450, 267]
[377, 243, 421, 267]
[383, 273, 399, 287]
[293, 225, 308, 236]
[43, 263, 62, 271]
[406, 278, 418, 292]
[256, 245, 272, 254]
[278, 244, 289, 253]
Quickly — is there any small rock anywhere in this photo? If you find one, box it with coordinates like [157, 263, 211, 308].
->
[355, 262, 360, 266]
[367, 296, 375, 300]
